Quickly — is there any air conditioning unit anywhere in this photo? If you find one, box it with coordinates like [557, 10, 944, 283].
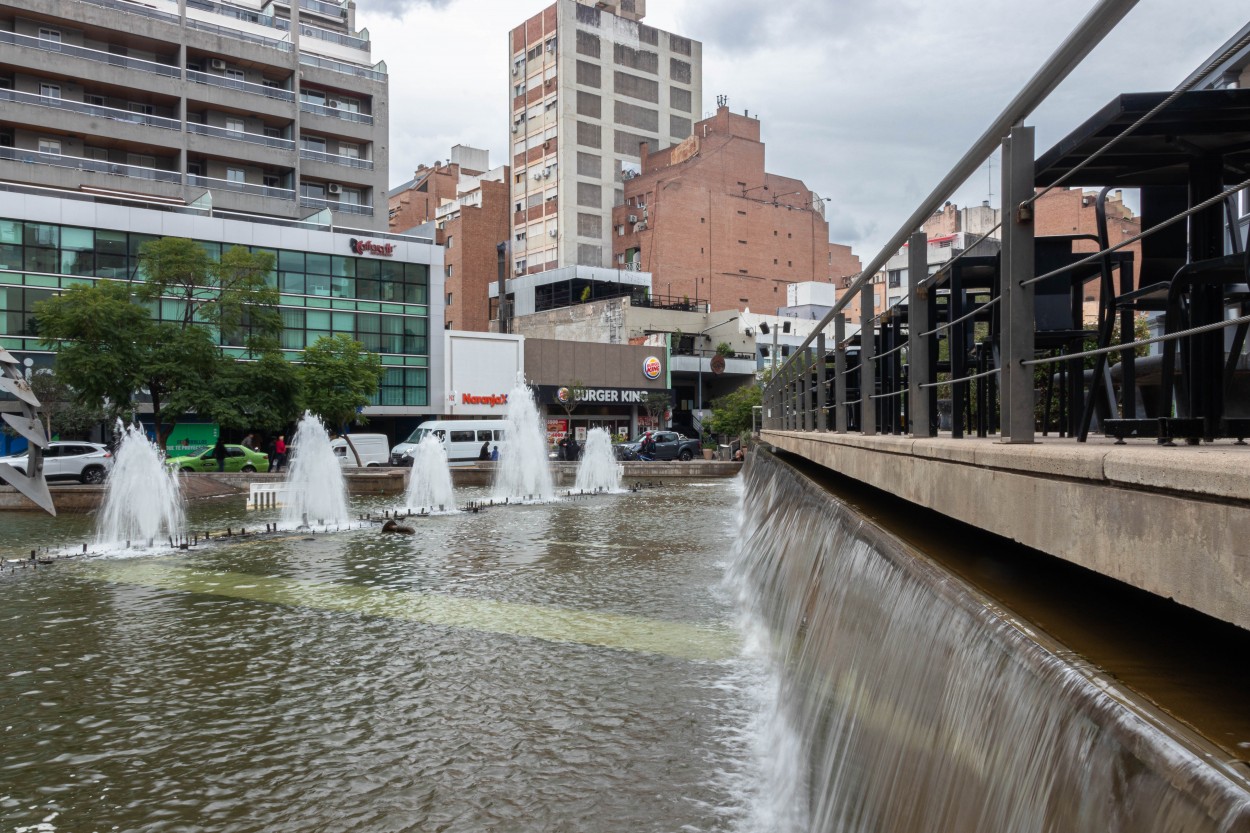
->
[548, 229, 557, 238]
[532, 171, 542, 181]
[627, 214, 638, 223]
[328, 100, 341, 108]
[511, 125, 519, 134]
[327, 182, 342, 194]
[541, 167, 551, 178]
[514, 266, 525, 275]
[635, 221, 647, 231]
[512, 66, 519, 76]
[210, 58, 227, 71]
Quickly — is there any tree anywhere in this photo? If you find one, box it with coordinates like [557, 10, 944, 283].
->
[707, 381, 761, 438]
[642, 390, 670, 430]
[204, 351, 301, 435]
[36, 238, 285, 448]
[299, 334, 385, 432]
[28, 368, 105, 440]
[556, 380, 583, 420]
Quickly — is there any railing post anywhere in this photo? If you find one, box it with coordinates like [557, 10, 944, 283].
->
[860, 283, 877, 436]
[816, 332, 828, 431]
[802, 348, 814, 431]
[1001, 125, 1036, 443]
[835, 313, 847, 433]
[907, 231, 931, 436]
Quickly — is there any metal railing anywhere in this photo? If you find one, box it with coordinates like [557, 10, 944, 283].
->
[186, 0, 289, 30]
[299, 148, 374, 169]
[299, 195, 373, 215]
[77, 0, 180, 22]
[0, 30, 180, 76]
[298, 0, 346, 19]
[0, 146, 181, 182]
[184, 17, 292, 51]
[188, 174, 295, 200]
[298, 23, 369, 51]
[187, 70, 296, 102]
[187, 122, 295, 149]
[0, 89, 180, 130]
[298, 101, 374, 124]
[298, 53, 385, 82]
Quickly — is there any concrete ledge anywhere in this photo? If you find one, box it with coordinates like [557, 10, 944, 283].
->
[762, 430, 1250, 632]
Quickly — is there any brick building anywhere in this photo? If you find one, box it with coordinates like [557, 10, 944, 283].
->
[508, 0, 702, 276]
[611, 105, 861, 314]
[389, 146, 511, 332]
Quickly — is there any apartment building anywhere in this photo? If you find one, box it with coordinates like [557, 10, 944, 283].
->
[389, 146, 511, 333]
[508, 0, 702, 277]
[0, 0, 388, 228]
[611, 104, 862, 314]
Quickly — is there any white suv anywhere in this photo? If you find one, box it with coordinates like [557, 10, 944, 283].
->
[0, 442, 114, 484]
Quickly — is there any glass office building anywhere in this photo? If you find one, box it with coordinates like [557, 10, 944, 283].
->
[0, 185, 445, 433]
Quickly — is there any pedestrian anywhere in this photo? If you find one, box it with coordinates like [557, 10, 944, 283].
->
[241, 433, 256, 450]
[211, 437, 228, 472]
[490, 445, 499, 462]
[479, 440, 490, 461]
[275, 434, 287, 472]
[265, 436, 276, 470]
[733, 447, 745, 462]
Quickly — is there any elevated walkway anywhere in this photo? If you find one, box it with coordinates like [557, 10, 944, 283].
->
[762, 430, 1250, 632]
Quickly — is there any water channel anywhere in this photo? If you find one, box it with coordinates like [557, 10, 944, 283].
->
[1, 482, 774, 833]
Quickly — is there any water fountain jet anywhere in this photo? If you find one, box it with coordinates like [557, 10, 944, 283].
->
[491, 377, 555, 502]
[281, 412, 349, 528]
[96, 421, 185, 549]
[573, 428, 622, 494]
[405, 434, 456, 514]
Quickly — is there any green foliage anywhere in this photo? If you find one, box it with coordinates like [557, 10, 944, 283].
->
[715, 342, 734, 357]
[642, 390, 670, 427]
[28, 369, 105, 440]
[557, 380, 583, 417]
[579, 285, 591, 303]
[707, 381, 761, 437]
[210, 352, 302, 433]
[299, 334, 384, 431]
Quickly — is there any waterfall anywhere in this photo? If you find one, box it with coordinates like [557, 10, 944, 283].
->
[730, 449, 1250, 832]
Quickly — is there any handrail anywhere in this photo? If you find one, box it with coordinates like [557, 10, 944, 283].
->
[187, 122, 296, 149]
[188, 174, 294, 200]
[187, 70, 295, 102]
[185, 17, 292, 51]
[298, 53, 385, 82]
[0, 89, 180, 130]
[0, 146, 181, 182]
[0, 30, 180, 76]
[299, 101, 374, 125]
[768, 0, 1136, 387]
[299, 148, 374, 169]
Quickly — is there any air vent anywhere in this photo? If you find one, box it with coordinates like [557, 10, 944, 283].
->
[209, 58, 227, 71]
[327, 182, 342, 194]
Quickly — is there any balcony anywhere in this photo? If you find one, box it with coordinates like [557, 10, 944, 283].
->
[0, 146, 181, 182]
[186, 70, 296, 102]
[299, 194, 373, 216]
[0, 30, 179, 77]
[76, 0, 180, 23]
[188, 122, 296, 149]
[298, 101, 374, 125]
[188, 174, 295, 200]
[185, 0, 289, 31]
[298, 23, 368, 52]
[298, 148, 373, 169]
[298, 53, 385, 82]
[185, 18, 292, 51]
[0, 88, 180, 130]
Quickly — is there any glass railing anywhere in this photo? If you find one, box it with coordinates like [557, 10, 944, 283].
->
[186, 70, 296, 102]
[186, 0, 289, 30]
[188, 122, 296, 149]
[0, 89, 180, 130]
[298, 148, 373, 169]
[298, 101, 374, 125]
[0, 30, 180, 77]
[185, 18, 292, 51]
[188, 174, 295, 200]
[298, 0, 346, 19]
[299, 195, 373, 216]
[0, 146, 181, 183]
[298, 53, 385, 82]
[298, 23, 368, 51]
[76, 0, 180, 23]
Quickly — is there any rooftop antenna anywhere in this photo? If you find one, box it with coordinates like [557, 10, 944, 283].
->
[716, 94, 728, 108]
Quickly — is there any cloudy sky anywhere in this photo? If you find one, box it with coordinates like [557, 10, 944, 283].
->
[357, 0, 1248, 260]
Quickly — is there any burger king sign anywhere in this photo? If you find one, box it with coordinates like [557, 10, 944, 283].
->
[643, 355, 661, 380]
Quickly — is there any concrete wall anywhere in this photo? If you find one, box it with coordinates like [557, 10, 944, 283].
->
[763, 430, 1250, 633]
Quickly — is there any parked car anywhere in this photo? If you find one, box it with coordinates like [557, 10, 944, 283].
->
[622, 431, 701, 462]
[330, 434, 390, 467]
[0, 441, 114, 484]
[166, 444, 270, 473]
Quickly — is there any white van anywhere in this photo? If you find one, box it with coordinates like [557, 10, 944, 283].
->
[330, 434, 390, 467]
[390, 420, 507, 466]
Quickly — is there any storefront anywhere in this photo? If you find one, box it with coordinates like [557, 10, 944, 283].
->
[524, 339, 669, 445]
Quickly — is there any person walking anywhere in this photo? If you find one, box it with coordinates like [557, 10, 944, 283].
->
[265, 436, 276, 471]
[274, 435, 287, 472]
[490, 445, 499, 462]
[211, 437, 228, 472]
[479, 440, 491, 461]
[241, 433, 256, 451]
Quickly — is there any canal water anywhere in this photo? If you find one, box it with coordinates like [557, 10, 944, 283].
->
[1, 482, 777, 833]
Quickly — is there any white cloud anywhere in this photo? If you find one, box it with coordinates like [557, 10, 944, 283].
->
[359, 0, 1250, 258]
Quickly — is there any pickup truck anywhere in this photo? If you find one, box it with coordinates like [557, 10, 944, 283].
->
[623, 431, 702, 462]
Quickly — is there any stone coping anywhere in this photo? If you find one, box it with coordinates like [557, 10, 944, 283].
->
[763, 431, 1250, 504]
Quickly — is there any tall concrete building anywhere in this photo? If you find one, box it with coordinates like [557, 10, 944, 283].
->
[0, 0, 388, 229]
[508, 0, 701, 277]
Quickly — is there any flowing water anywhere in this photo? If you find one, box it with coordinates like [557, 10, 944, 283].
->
[404, 434, 457, 514]
[572, 428, 622, 494]
[95, 422, 185, 548]
[492, 379, 555, 502]
[281, 411, 349, 528]
[0, 481, 765, 833]
[732, 449, 1250, 832]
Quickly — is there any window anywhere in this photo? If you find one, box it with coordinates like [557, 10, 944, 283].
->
[86, 94, 106, 106]
[515, 231, 526, 242]
[85, 147, 108, 161]
[301, 135, 326, 152]
[225, 69, 245, 82]
[38, 28, 61, 43]
[225, 117, 245, 134]
[129, 102, 154, 115]
[38, 138, 60, 155]
[446, 292, 453, 306]
[339, 187, 362, 206]
[888, 269, 903, 288]
[226, 167, 246, 183]
[339, 142, 359, 159]
[445, 235, 453, 249]
[444, 265, 453, 278]
[39, 83, 60, 98]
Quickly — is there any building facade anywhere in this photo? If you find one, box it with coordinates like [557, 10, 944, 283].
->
[611, 105, 862, 314]
[508, 0, 702, 277]
[0, 0, 388, 228]
[389, 146, 511, 333]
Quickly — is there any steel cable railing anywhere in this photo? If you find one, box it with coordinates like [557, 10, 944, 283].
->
[1019, 313, 1250, 367]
